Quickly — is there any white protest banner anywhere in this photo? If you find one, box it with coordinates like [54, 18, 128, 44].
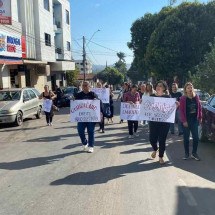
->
[70, 100, 101, 122]
[139, 96, 176, 123]
[120, 102, 141, 121]
[91, 88, 110, 103]
[43, 99, 53, 112]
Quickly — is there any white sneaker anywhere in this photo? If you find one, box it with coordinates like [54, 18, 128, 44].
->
[50, 123, 53, 126]
[82, 144, 88, 151]
[134, 132, 139, 137]
[88, 147, 94, 153]
[128, 135, 134, 139]
[47, 123, 50, 126]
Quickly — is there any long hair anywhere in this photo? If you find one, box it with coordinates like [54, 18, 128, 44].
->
[155, 80, 169, 95]
[183, 82, 196, 97]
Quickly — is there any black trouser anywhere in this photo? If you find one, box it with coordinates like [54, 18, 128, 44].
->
[128, 120, 138, 135]
[149, 121, 170, 158]
[110, 105, 114, 118]
[44, 111, 53, 124]
[99, 115, 104, 130]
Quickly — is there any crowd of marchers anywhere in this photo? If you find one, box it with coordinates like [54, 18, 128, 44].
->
[39, 80, 202, 164]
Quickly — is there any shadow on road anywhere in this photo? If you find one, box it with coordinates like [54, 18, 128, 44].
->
[176, 186, 215, 215]
[25, 133, 77, 143]
[167, 137, 215, 183]
[50, 159, 171, 186]
[0, 151, 83, 170]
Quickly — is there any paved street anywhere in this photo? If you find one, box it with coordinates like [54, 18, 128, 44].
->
[0, 101, 215, 215]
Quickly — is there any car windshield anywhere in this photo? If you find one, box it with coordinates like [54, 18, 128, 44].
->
[0, 91, 21, 101]
[64, 88, 75, 94]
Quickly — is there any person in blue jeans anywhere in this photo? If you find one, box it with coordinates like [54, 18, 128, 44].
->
[74, 81, 99, 153]
[170, 83, 183, 135]
[179, 82, 202, 161]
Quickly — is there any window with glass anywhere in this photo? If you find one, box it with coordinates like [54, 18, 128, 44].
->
[45, 33, 51, 46]
[44, 0, 50, 11]
[28, 90, 37, 99]
[0, 91, 21, 101]
[66, 10, 70, 24]
[67, 41, 71, 51]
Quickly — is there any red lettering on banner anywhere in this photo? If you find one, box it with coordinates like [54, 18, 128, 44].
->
[7, 44, 16, 52]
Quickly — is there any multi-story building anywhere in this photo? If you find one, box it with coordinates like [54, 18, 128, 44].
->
[0, 0, 75, 91]
[0, 0, 23, 89]
[75, 60, 93, 74]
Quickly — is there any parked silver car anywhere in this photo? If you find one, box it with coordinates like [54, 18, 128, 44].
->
[0, 88, 43, 126]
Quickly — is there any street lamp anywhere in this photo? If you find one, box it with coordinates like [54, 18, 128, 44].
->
[83, 29, 100, 81]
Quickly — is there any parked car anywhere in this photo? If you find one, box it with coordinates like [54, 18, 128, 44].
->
[58, 86, 79, 107]
[200, 95, 215, 142]
[0, 88, 43, 126]
[177, 88, 210, 103]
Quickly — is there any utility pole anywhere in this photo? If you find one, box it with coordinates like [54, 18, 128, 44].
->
[83, 36, 86, 81]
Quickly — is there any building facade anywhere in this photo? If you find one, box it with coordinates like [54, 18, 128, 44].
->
[0, 0, 75, 92]
[75, 60, 93, 74]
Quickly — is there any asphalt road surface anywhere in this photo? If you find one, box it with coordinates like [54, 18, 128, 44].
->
[0, 101, 215, 215]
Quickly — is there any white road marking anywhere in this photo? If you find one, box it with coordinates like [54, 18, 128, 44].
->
[178, 179, 198, 207]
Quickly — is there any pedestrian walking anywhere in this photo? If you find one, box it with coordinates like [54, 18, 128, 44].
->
[39, 85, 57, 126]
[179, 82, 202, 161]
[170, 83, 183, 135]
[123, 84, 141, 139]
[144, 82, 155, 96]
[74, 81, 100, 153]
[96, 82, 105, 133]
[107, 85, 114, 123]
[55, 85, 63, 107]
[118, 82, 130, 123]
[139, 83, 146, 98]
[149, 80, 174, 164]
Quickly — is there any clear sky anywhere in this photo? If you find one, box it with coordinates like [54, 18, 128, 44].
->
[71, 0, 208, 66]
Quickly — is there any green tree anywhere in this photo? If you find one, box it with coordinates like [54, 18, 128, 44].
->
[128, 7, 174, 82]
[192, 40, 215, 94]
[128, 1, 215, 84]
[114, 52, 127, 75]
[97, 67, 124, 86]
[66, 66, 79, 86]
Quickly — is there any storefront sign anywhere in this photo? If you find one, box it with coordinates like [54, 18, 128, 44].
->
[91, 88, 110, 103]
[0, 31, 22, 57]
[120, 102, 141, 121]
[70, 100, 101, 122]
[139, 96, 176, 123]
[0, 0, 12, 25]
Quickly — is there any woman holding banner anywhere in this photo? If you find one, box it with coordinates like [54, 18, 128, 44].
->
[123, 84, 141, 139]
[179, 82, 202, 161]
[39, 85, 57, 126]
[74, 81, 100, 153]
[149, 81, 172, 164]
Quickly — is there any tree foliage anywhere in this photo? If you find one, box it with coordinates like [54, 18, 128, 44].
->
[192, 40, 215, 94]
[96, 67, 124, 85]
[66, 66, 80, 86]
[114, 52, 127, 75]
[128, 1, 215, 86]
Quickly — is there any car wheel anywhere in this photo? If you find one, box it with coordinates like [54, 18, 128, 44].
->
[199, 124, 208, 142]
[36, 106, 42, 119]
[15, 111, 23, 126]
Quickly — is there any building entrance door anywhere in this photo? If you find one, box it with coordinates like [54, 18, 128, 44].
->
[25, 70, 31, 87]
[51, 74, 56, 91]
